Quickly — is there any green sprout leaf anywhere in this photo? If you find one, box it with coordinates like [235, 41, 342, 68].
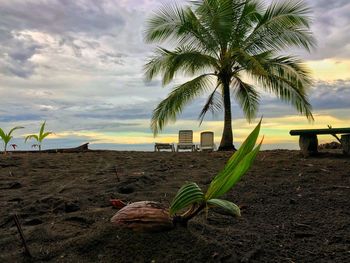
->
[39, 121, 46, 138]
[41, 132, 53, 141]
[170, 182, 204, 216]
[0, 128, 7, 142]
[207, 199, 241, 217]
[25, 134, 39, 143]
[205, 120, 262, 200]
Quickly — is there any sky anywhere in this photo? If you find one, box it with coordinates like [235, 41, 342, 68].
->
[0, 0, 349, 151]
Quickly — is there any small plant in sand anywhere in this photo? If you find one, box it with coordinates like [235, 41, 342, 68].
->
[111, 121, 263, 232]
[25, 121, 52, 151]
[0, 126, 24, 154]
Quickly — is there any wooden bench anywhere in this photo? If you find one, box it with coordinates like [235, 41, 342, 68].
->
[290, 128, 350, 156]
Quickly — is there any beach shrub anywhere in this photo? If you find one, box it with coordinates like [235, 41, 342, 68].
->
[0, 126, 24, 154]
[111, 121, 262, 232]
[25, 121, 52, 151]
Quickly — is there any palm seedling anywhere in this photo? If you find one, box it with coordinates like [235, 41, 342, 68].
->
[25, 121, 52, 151]
[111, 121, 263, 232]
[0, 126, 24, 154]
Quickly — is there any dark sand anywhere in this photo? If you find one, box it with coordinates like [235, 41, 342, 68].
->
[0, 150, 349, 262]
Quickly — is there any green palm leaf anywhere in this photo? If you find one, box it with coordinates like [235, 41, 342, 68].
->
[145, 3, 218, 52]
[25, 134, 39, 143]
[205, 120, 262, 199]
[234, 78, 260, 122]
[144, 46, 217, 85]
[251, 55, 314, 121]
[170, 182, 204, 216]
[40, 132, 52, 142]
[8, 126, 24, 137]
[0, 128, 7, 142]
[198, 83, 223, 124]
[207, 198, 241, 217]
[151, 74, 215, 135]
[206, 140, 262, 200]
[39, 121, 46, 138]
[244, 0, 316, 52]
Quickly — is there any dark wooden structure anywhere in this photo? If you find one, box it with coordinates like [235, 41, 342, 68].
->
[290, 128, 350, 156]
[4, 143, 90, 154]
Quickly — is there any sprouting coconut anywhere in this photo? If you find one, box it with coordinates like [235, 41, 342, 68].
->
[111, 121, 263, 232]
[0, 126, 24, 154]
[25, 121, 52, 151]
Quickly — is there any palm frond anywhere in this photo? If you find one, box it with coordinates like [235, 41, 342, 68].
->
[249, 55, 314, 120]
[198, 83, 223, 125]
[194, 0, 235, 47]
[233, 78, 260, 122]
[144, 3, 218, 53]
[232, 48, 268, 76]
[144, 46, 217, 84]
[231, 0, 263, 46]
[144, 2, 186, 43]
[244, 0, 316, 53]
[151, 74, 214, 135]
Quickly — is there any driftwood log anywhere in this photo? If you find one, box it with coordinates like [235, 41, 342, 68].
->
[43, 143, 89, 153]
[5, 143, 90, 154]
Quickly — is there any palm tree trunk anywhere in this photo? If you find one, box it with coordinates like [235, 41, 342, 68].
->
[218, 81, 236, 151]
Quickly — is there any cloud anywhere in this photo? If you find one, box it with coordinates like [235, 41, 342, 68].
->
[298, 0, 350, 60]
[0, 30, 42, 77]
[0, 0, 149, 78]
[0, 0, 125, 35]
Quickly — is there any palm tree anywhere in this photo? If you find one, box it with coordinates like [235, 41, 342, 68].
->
[144, 0, 315, 151]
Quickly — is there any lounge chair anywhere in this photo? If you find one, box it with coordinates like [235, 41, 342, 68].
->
[177, 130, 196, 152]
[199, 131, 216, 151]
[154, 143, 175, 152]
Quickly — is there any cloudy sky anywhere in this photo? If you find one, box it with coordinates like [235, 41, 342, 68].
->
[0, 0, 349, 151]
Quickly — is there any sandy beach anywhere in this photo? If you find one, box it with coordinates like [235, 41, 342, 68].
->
[0, 150, 349, 262]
